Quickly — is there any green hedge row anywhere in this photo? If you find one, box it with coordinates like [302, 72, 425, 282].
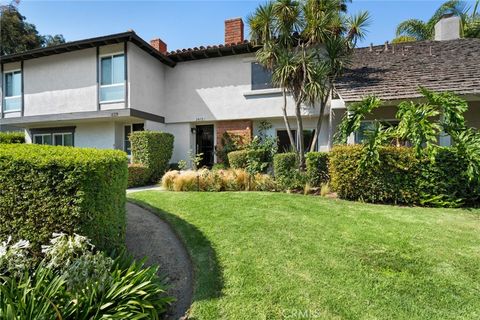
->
[127, 163, 151, 188]
[305, 152, 329, 187]
[329, 145, 479, 206]
[273, 153, 297, 178]
[0, 132, 25, 144]
[273, 152, 329, 188]
[130, 131, 174, 183]
[0, 144, 128, 252]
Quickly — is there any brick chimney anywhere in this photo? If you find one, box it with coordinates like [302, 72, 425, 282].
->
[225, 18, 244, 44]
[434, 15, 461, 41]
[150, 38, 167, 54]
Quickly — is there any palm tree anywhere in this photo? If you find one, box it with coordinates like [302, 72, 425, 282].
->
[248, 0, 370, 169]
[394, 0, 480, 42]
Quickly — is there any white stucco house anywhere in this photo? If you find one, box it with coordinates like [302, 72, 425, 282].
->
[1, 16, 479, 166]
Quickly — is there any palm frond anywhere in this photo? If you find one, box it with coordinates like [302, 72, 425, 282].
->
[396, 19, 432, 40]
[247, 1, 276, 44]
[345, 11, 371, 46]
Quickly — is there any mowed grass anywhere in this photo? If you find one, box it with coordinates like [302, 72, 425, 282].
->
[128, 192, 480, 320]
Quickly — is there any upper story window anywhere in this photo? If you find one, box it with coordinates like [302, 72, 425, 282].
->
[100, 54, 125, 103]
[251, 62, 274, 90]
[3, 70, 22, 112]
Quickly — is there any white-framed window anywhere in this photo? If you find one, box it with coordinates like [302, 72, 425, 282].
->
[124, 123, 144, 155]
[33, 132, 74, 146]
[33, 134, 52, 145]
[100, 53, 125, 103]
[53, 133, 74, 146]
[3, 70, 22, 112]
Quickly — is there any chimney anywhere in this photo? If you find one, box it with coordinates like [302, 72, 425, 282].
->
[225, 18, 244, 44]
[434, 15, 461, 41]
[150, 38, 167, 54]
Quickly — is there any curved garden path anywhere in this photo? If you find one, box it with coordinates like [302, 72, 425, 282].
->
[126, 201, 193, 320]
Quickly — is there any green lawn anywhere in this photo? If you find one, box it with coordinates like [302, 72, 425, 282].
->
[128, 192, 480, 320]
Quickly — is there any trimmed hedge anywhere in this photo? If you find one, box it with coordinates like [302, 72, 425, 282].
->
[127, 163, 151, 188]
[130, 131, 174, 182]
[305, 152, 329, 187]
[228, 150, 249, 169]
[416, 148, 479, 207]
[0, 132, 25, 144]
[0, 144, 128, 252]
[273, 153, 297, 178]
[329, 145, 480, 206]
[329, 145, 419, 204]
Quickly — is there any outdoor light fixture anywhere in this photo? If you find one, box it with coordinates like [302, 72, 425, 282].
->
[191, 128, 197, 134]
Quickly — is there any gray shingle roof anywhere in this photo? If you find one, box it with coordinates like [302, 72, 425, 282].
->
[335, 38, 480, 102]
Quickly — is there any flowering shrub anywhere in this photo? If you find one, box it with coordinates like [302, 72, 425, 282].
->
[0, 236, 32, 278]
[0, 233, 172, 318]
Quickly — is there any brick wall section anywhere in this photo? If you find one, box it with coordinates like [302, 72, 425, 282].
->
[150, 38, 167, 54]
[216, 119, 253, 149]
[225, 18, 244, 44]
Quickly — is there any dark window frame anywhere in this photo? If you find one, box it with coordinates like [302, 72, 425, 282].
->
[251, 62, 274, 91]
[31, 126, 75, 147]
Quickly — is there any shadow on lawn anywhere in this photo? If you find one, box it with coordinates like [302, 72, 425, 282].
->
[127, 199, 224, 303]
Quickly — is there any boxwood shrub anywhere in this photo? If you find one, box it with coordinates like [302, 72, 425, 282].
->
[0, 144, 128, 252]
[228, 150, 248, 169]
[127, 163, 151, 188]
[305, 152, 329, 187]
[273, 153, 297, 178]
[329, 145, 419, 205]
[416, 147, 480, 207]
[0, 132, 25, 144]
[130, 131, 174, 182]
[329, 145, 480, 207]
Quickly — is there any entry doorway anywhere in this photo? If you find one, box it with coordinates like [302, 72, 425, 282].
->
[195, 125, 214, 168]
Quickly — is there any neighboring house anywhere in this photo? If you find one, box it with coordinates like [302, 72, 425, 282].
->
[0, 15, 478, 166]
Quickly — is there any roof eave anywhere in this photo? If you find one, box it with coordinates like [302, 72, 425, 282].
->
[0, 31, 176, 68]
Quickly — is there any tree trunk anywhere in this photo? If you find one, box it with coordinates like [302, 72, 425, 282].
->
[310, 95, 330, 152]
[281, 88, 297, 152]
[295, 99, 305, 170]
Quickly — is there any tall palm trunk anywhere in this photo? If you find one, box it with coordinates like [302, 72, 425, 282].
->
[281, 88, 297, 152]
[310, 94, 330, 152]
[295, 99, 305, 170]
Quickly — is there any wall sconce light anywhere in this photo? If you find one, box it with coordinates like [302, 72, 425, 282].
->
[191, 128, 197, 134]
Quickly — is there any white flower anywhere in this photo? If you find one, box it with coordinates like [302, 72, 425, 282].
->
[12, 239, 30, 250]
[0, 245, 6, 258]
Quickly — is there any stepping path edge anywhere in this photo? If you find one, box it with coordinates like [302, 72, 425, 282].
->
[126, 200, 194, 320]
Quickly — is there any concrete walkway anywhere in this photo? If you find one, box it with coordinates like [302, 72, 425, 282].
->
[126, 202, 193, 320]
[126, 185, 164, 194]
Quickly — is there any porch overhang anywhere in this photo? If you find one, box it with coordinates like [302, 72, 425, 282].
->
[0, 108, 165, 127]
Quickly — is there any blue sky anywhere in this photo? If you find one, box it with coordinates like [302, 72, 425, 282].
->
[12, 0, 479, 51]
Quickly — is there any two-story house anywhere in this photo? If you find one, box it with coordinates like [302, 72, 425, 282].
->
[1, 15, 479, 166]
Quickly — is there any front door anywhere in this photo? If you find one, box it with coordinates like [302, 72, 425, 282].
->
[196, 125, 214, 168]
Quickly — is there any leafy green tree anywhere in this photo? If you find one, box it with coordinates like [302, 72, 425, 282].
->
[394, 0, 480, 42]
[0, 1, 65, 55]
[248, 0, 370, 169]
